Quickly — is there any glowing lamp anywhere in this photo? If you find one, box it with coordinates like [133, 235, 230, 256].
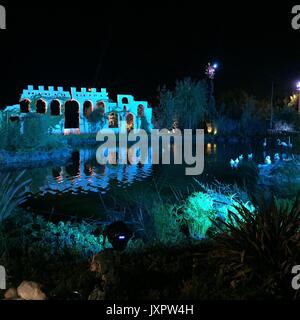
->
[207, 122, 213, 133]
[297, 82, 300, 91]
[213, 63, 218, 69]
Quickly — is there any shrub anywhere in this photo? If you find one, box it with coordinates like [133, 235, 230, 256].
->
[21, 113, 66, 151]
[0, 112, 67, 151]
[212, 194, 300, 298]
[151, 203, 185, 245]
[180, 189, 253, 240]
[182, 192, 215, 239]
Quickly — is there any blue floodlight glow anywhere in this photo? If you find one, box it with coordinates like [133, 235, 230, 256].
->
[213, 63, 218, 69]
[118, 235, 126, 240]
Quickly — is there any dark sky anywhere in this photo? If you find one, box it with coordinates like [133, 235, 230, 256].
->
[0, 2, 300, 106]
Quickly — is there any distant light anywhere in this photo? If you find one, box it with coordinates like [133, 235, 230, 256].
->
[118, 235, 126, 240]
[297, 82, 300, 91]
[88, 88, 92, 92]
[213, 63, 218, 69]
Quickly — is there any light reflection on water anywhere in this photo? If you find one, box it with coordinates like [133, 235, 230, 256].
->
[14, 140, 300, 217]
[38, 148, 153, 196]
[23, 142, 298, 196]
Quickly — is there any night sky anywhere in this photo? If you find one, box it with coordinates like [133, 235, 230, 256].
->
[0, 2, 300, 107]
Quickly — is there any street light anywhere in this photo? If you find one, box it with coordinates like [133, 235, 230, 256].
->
[297, 81, 300, 113]
[205, 62, 218, 80]
[205, 62, 219, 132]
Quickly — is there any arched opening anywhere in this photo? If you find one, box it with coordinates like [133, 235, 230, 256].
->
[50, 100, 61, 116]
[20, 99, 30, 113]
[83, 101, 93, 119]
[65, 100, 80, 129]
[96, 101, 105, 113]
[126, 113, 134, 131]
[36, 99, 47, 114]
[138, 104, 144, 117]
[122, 97, 129, 104]
[108, 112, 118, 128]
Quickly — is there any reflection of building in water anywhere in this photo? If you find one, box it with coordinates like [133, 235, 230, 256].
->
[38, 148, 152, 195]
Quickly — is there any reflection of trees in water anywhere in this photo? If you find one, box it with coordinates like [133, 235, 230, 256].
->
[93, 164, 106, 175]
[84, 161, 93, 176]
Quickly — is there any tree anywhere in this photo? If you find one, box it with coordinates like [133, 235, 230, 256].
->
[156, 86, 176, 129]
[157, 78, 209, 130]
[87, 108, 106, 131]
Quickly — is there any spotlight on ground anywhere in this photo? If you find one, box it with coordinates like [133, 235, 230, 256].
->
[103, 221, 132, 251]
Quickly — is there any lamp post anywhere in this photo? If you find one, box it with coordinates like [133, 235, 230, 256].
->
[297, 81, 300, 114]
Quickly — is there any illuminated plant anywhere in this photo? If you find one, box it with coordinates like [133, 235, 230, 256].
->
[182, 192, 215, 239]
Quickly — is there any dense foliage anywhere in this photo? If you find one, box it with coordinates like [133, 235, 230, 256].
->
[0, 112, 67, 152]
[156, 78, 209, 130]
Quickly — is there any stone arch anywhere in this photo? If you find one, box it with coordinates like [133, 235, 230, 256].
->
[122, 97, 129, 104]
[36, 99, 47, 114]
[108, 112, 119, 128]
[83, 100, 93, 118]
[50, 100, 61, 116]
[64, 100, 80, 129]
[20, 99, 31, 113]
[126, 113, 134, 131]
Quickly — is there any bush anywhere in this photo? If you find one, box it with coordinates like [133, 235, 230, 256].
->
[180, 190, 253, 240]
[0, 112, 67, 152]
[182, 192, 215, 239]
[151, 203, 185, 244]
[21, 113, 66, 151]
[0, 214, 111, 298]
[212, 194, 300, 298]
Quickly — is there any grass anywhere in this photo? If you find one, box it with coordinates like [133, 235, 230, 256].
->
[0, 171, 30, 223]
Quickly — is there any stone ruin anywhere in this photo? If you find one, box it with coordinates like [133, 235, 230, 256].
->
[3, 85, 152, 134]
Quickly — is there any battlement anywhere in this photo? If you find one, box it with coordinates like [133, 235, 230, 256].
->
[22, 85, 109, 100]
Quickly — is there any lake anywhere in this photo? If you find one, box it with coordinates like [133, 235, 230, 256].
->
[11, 138, 300, 221]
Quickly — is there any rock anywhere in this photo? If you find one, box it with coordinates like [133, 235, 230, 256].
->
[4, 287, 18, 300]
[90, 249, 122, 299]
[17, 281, 47, 300]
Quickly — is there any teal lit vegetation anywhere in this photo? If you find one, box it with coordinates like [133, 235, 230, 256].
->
[2, 168, 300, 299]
